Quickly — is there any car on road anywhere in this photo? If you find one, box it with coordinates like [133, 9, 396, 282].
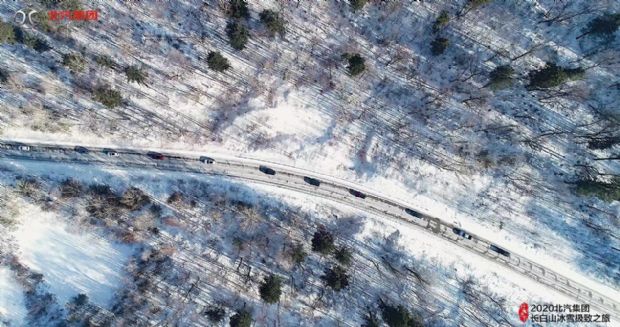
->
[404, 208, 424, 219]
[452, 227, 472, 240]
[303, 176, 321, 186]
[348, 189, 366, 199]
[200, 156, 215, 164]
[489, 244, 511, 257]
[259, 165, 276, 175]
[147, 151, 165, 160]
[74, 146, 89, 154]
[103, 149, 119, 156]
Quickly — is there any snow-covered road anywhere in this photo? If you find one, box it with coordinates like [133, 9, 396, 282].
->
[1, 139, 618, 320]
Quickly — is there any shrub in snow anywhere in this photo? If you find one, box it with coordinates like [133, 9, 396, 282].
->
[60, 178, 83, 198]
[120, 187, 150, 211]
[487, 65, 514, 90]
[125, 65, 148, 85]
[343, 53, 366, 77]
[227, 0, 249, 19]
[204, 305, 225, 322]
[527, 63, 584, 89]
[578, 13, 620, 39]
[259, 274, 283, 304]
[333, 246, 353, 266]
[260, 10, 286, 37]
[380, 302, 423, 327]
[0, 20, 15, 44]
[432, 11, 450, 33]
[95, 55, 116, 69]
[430, 37, 449, 56]
[227, 21, 249, 50]
[93, 85, 123, 108]
[207, 51, 230, 72]
[229, 308, 252, 327]
[349, 0, 368, 11]
[311, 225, 335, 255]
[62, 53, 86, 73]
[322, 265, 349, 291]
[290, 242, 307, 265]
[16, 178, 41, 198]
[72, 293, 89, 306]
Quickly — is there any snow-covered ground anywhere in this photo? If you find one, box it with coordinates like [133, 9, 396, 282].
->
[11, 203, 134, 307]
[0, 267, 27, 325]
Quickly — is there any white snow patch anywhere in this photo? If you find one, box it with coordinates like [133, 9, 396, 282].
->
[11, 204, 133, 307]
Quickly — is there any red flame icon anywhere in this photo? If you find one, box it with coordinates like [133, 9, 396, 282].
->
[518, 302, 529, 322]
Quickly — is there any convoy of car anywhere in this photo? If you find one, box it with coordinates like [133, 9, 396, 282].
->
[2, 142, 512, 259]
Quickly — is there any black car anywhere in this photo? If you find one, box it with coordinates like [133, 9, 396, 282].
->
[259, 165, 276, 175]
[489, 244, 511, 257]
[74, 146, 89, 154]
[452, 227, 472, 240]
[147, 151, 165, 160]
[303, 176, 321, 186]
[200, 156, 215, 164]
[404, 208, 424, 219]
[348, 189, 367, 199]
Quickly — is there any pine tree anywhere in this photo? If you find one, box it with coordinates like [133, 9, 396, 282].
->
[430, 37, 449, 55]
[350, 0, 368, 11]
[229, 308, 252, 327]
[125, 65, 148, 85]
[259, 275, 282, 304]
[312, 225, 335, 254]
[322, 265, 349, 291]
[487, 65, 514, 90]
[227, 21, 250, 50]
[260, 10, 286, 37]
[228, 0, 250, 19]
[207, 51, 231, 72]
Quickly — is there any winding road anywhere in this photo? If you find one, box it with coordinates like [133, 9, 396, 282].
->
[1, 139, 619, 321]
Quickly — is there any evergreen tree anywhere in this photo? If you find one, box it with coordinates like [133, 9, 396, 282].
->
[343, 53, 366, 76]
[290, 242, 307, 265]
[432, 11, 450, 33]
[125, 65, 148, 85]
[487, 65, 514, 90]
[380, 302, 424, 327]
[527, 63, 584, 89]
[229, 308, 252, 327]
[322, 265, 349, 291]
[350, 0, 368, 11]
[259, 274, 283, 304]
[207, 51, 231, 72]
[333, 246, 353, 266]
[62, 53, 86, 73]
[228, 0, 250, 19]
[311, 225, 335, 254]
[227, 21, 249, 50]
[93, 85, 122, 108]
[260, 10, 286, 37]
[430, 37, 449, 55]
